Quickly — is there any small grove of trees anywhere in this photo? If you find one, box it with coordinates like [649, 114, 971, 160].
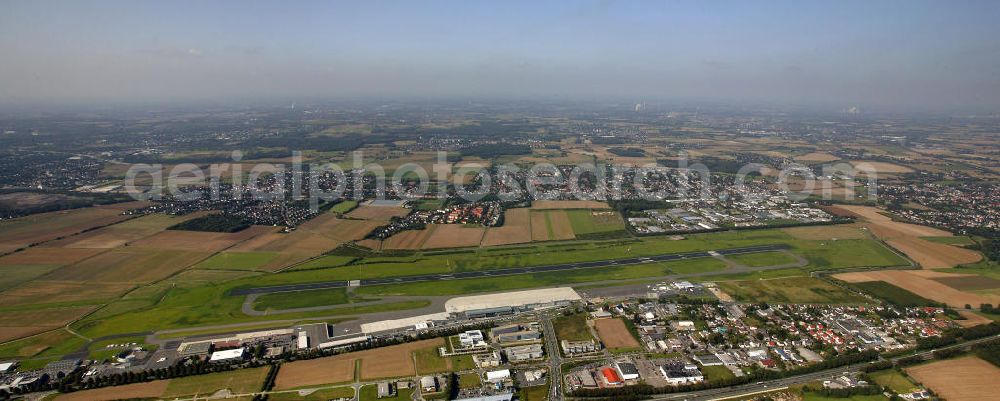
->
[168, 213, 250, 233]
[973, 338, 1000, 368]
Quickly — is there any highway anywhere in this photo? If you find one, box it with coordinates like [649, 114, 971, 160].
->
[230, 244, 790, 295]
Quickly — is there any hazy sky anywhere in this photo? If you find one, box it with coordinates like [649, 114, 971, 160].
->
[2, 0, 999, 111]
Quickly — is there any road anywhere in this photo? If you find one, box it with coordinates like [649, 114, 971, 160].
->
[230, 244, 790, 296]
[539, 313, 565, 401]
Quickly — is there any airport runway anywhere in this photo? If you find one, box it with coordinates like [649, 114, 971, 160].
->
[230, 244, 789, 296]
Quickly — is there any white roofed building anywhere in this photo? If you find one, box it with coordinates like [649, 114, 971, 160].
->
[208, 348, 246, 363]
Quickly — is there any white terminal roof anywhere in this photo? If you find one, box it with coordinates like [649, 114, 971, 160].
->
[361, 312, 451, 334]
[209, 348, 245, 361]
[444, 287, 581, 313]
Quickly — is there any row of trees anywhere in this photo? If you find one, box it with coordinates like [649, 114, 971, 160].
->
[252, 363, 281, 401]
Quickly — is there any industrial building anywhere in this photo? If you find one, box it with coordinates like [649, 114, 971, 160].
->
[491, 323, 542, 344]
[659, 361, 704, 385]
[420, 376, 438, 392]
[615, 361, 640, 381]
[485, 369, 511, 383]
[473, 351, 501, 368]
[452, 394, 514, 401]
[177, 342, 212, 358]
[458, 330, 487, 348]
[561, 339, 598, 355]
[377, 381, 396, 398]
[503, 344, 544, 361]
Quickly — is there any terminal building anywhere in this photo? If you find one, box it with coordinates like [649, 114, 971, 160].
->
[361, 288, 582, 334]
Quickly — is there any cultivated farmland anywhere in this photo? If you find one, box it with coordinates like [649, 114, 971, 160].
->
[0, 205, 134, 254]
[482, 208, 532, 246]
[421, 224, 486, 249]
[834, 270, 1000, 308]
[275, 338, 445, 389]
[592, 318, 640, 351]
[905, 356, 998, 401]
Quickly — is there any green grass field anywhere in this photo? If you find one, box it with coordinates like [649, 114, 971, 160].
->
[553, 313, 593, 342]
[869, 369, 919, 393]
[60, 228, 907, 342]
[700, 365, 735, 384]
[0, 329, 88, 369]
[412, 199, 445, 211]
[353, 256, 725, 297]
[727, 251, 799, 267]
[850, 281, 939, 307]
[162, 366, 269, 398]
[458, 373, 481, 388]
[292, 255, 358, 270]
[194, 251, 278, 270]
[0, 264, 61, 291]
[268, 387, 356, 401]
[567, 209, 625, 235]
[450, 354, 476, 371]
[413, 345, 449, 375]
[718, 277, 868, 304]
[518, 385, 549, 401]
[329, 200, 359, 214]
[253, 288, 358, 310]
[920, 236, 976, 246]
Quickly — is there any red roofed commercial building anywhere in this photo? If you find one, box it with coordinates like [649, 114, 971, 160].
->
[601, 367, 623, 386]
